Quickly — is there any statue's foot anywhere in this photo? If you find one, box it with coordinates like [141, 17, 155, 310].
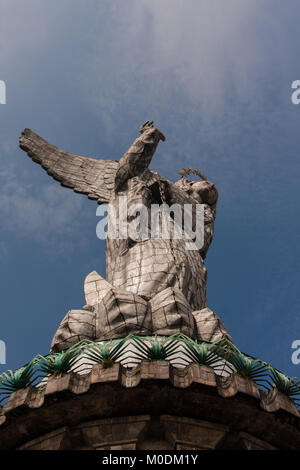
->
[192, 307, 233, 343]
[150, 287, 197, 339]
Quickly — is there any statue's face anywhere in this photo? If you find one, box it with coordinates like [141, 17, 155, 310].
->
[190, 180, 218, 206]
[188, 181, 206, 202]
[175, 178, 218, 206]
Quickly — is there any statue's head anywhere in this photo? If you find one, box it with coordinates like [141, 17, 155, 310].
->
[175, 172, 218, 207]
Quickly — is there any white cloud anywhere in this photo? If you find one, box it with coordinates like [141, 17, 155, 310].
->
[0, 1, 72, 66]
[85, 0, 291, 119]
[80, 0, 294, 195]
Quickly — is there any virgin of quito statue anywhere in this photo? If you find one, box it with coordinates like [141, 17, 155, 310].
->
[19, 121, 232, 351]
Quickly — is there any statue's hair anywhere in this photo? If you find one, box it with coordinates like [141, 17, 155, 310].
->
[178, 167, 207, 181]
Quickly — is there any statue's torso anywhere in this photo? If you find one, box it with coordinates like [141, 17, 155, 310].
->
[105, 174, 208, 311]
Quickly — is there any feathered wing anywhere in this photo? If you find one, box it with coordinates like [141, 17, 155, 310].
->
[19, 128, 118, 203]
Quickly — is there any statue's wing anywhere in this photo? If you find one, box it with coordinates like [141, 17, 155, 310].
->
[19, 128, 118, 203]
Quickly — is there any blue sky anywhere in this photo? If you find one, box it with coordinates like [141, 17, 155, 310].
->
[0, 0, 300, 377]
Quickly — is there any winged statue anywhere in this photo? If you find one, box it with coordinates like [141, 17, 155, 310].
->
[19, 121, 232, 351]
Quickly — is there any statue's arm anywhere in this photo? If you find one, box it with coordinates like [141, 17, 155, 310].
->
[19, 128, 118, 204]
[114, 121, 165, 192]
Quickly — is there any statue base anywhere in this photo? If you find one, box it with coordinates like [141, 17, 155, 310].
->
[51, 271, 232, 352]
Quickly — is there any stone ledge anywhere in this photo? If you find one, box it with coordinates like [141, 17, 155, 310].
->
[0, 361, 299, 428]
[0, 371, 300, 449]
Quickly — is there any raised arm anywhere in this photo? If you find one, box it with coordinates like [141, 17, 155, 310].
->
[114, 121, 165, 192]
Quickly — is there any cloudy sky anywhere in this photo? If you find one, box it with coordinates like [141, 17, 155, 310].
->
[0, 0, 300, 378]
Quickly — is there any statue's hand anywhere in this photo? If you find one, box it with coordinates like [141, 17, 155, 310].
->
[139, 120, 166, 141]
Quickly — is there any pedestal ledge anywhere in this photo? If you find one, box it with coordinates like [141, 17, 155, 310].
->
[0, 361, 300, 450]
